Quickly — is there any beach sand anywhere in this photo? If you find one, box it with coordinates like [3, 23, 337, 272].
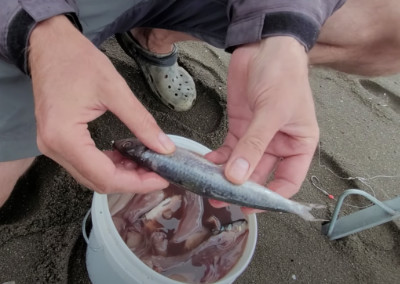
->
[1, 38, 399, 284]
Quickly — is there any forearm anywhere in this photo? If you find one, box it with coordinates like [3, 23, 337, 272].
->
[0, 0, 80, 74]
[226, 0, 347, 51]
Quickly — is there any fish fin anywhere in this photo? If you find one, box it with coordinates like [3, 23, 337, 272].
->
[297, 203, 326, 222]
[309, 203, 327, 210]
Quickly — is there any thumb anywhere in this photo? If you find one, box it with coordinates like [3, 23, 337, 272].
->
[224, 104, 282, 184]
[104, 78, 175, 154]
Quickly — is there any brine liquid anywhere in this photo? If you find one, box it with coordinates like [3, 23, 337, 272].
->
[109, 184, 249, 283]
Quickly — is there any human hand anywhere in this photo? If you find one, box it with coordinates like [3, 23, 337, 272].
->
[29, 16, 175, 194]
[206, 37, 319, 213]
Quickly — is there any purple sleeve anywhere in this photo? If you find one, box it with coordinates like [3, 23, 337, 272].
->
[0, 0, 80, 74]
[225, 0, 346, 51]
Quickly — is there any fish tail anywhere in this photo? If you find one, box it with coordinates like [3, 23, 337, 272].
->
[295, 203, 327, 222]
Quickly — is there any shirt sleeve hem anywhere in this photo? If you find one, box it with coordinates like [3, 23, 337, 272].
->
[225, 12, 320, 53]
[7, 9, 81, 75]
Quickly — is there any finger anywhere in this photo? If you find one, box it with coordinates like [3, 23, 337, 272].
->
[208, 199, 229, 208]
[241, 207, 265, 215]
[104, 150, 139, 170]
[205, 132, 239, 165]
[58, 159, 98, 190]
[248, 153, 279, 185]
[266, 153, 314, 198]
[224, 106, 282, 184]
[208, 155, 278, 212]
[104, 79, 175, 154]
[206, 135, 278, 184]
[205, 144, 232, 165]
[56, 140, 169, 194]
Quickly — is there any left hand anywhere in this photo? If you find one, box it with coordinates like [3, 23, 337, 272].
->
[206, 37, 319, 214]
[29, 16, 175, 195]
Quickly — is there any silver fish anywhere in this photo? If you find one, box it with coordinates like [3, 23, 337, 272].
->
[113, 138, 323, 221]
[114, 190, 165, 224]
[171, 190, 204, 244]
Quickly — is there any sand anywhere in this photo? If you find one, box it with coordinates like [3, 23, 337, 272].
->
[0, 38, 399, 284]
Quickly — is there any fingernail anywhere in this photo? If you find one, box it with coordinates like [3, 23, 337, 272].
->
[158, 132, 175, 153]
[229, 158, 249, 182]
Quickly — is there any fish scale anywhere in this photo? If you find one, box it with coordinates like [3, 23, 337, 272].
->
[113, 138, 324, 221]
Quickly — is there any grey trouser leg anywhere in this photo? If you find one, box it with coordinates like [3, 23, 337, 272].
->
[0, 61, 37, 161]
[0, 0, 228, 162]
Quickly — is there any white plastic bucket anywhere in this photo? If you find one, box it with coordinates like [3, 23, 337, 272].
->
[84, 135, 258, 284]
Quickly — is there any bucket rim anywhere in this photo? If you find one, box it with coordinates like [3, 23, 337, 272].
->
[90, 135, 258, 283]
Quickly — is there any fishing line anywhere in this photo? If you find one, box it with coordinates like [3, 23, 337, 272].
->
[311, 142, 400, 209]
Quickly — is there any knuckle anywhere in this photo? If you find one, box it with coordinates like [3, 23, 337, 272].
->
[242, 136, 266, 157]
[308, 125, 320, 148]
[92, 179, 112, 194]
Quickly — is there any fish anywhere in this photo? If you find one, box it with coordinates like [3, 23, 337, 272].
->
[142, 219, 249, 283]
[150, 231, 169, 256]
[123, 195, 182, 257]
[142, 195, 182, 233]
[115, 190, 165, 224]
[113, 137, 324, 221]
[211, 219, 247, 235]
[171, 189, 204, 244]
[108, 193, 134, 216]
[144, 195, 182, 221]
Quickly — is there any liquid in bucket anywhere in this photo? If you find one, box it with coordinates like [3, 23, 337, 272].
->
[109, 184, 249, 283]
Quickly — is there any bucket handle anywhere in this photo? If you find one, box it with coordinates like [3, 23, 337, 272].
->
[82, 209, 103, 251]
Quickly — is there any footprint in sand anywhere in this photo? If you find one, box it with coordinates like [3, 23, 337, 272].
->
[359, 79, 400, 115]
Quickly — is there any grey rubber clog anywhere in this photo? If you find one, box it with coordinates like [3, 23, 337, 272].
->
[115, 32, 196, 111]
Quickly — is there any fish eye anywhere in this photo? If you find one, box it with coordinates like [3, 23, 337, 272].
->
[122, 141, 132, 148]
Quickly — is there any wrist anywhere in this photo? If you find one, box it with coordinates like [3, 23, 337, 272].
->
[29, 15, 84, 76]
[258, 36, 309, 67]
[245, 36, 309, 83]
[260, 36, 307, 55]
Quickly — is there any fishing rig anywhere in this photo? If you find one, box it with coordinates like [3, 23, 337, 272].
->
[321, 189, 400, 240]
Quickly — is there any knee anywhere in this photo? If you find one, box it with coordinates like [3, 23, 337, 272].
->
[0, 157, 35, 207]
[348, 2, 400, 75]
[312, 0, 400, 76]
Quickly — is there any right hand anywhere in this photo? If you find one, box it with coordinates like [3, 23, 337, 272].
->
[206, 37, 319, 214]
[29, 15, 175, 194]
